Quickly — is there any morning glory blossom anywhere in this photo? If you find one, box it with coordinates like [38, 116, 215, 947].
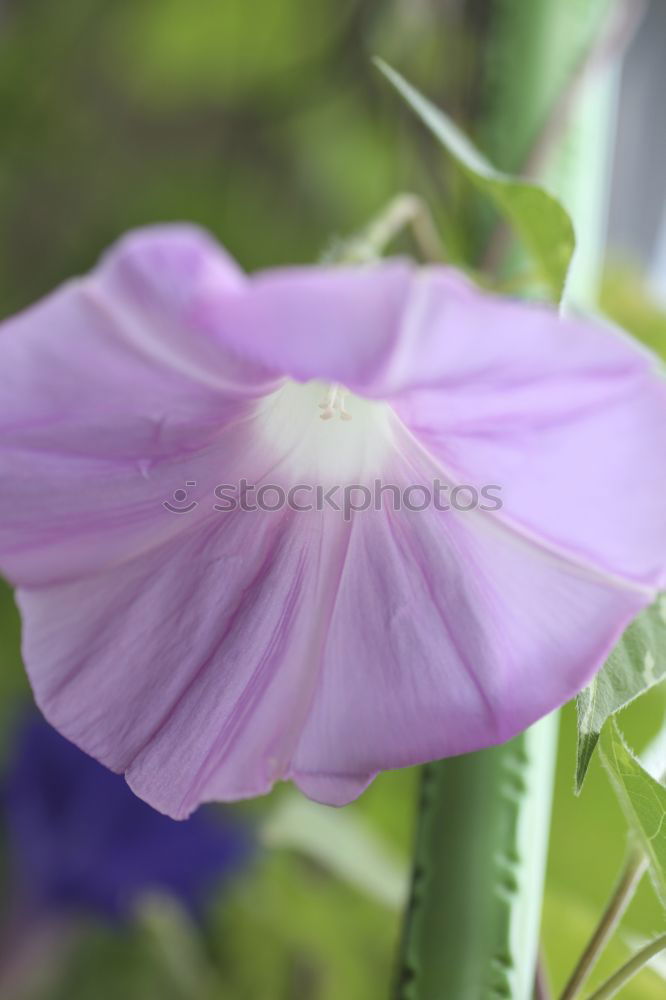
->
[2, 714, 252, 919]
[0, 225, 665, 818]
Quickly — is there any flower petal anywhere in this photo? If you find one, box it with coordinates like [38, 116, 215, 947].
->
[0, 226, 278, 586]
[211, 264, 666, 590]
[18, 442, 649, 816]
[18, 505, 348, 817]
[290, 449, 648, 801]
[199, 260, 416, 389]
[4, 227, 666, 816]
[385, 274, 666, 591]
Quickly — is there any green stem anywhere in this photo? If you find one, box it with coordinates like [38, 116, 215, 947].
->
[335, 192, 445, 264]
[395, 714, 558, 1000]
[483, 0, 641, 278]
[559, 849, 647, 1000]
[584, 933, 666, 1000]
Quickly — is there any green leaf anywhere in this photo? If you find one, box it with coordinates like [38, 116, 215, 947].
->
[375, 59, 575, 300]
[576, 597, 666, 792]
[599, 720, 666, 908]
[396, 714, 558, 1000]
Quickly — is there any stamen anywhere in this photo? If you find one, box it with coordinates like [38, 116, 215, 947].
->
[318, 384, 352, 422]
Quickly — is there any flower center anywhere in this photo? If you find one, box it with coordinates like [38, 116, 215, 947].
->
[255, 379, 394, 484]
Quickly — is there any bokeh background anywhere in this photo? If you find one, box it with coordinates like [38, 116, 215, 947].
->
[0, 1, 665, 997]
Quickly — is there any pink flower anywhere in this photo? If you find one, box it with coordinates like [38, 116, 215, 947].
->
[1, 225, 665, 818]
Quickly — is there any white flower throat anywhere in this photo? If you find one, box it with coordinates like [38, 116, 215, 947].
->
[257, 379, 394, 483]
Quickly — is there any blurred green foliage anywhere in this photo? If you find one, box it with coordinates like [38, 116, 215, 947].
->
[601, 262, 666, 362]
[0, 1, 664, 998]
[0, 0, 465, 313]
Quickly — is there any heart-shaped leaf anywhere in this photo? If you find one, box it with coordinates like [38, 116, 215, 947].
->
[375, 59, 575, 300]
[599, 720, 666, 908]
[576, 597, 666, 792]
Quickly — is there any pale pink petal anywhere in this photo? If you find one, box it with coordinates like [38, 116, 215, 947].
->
[200, 260, 415, 388]
[18, 444, 648, 817]
[18, 506, 347, 817]
[386, 274, 666, 591]
[290, 445, 648, 801]
[215, 266, 666, 589]
[3, 228, 666, 816]
[0, 226, 278, 586]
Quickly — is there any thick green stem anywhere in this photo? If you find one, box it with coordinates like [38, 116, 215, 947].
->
[479, 0, 621, 304]
[395, 714, 558, 1000]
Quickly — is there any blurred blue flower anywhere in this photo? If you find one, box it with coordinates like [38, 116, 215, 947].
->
[2, 714, 253, 921]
